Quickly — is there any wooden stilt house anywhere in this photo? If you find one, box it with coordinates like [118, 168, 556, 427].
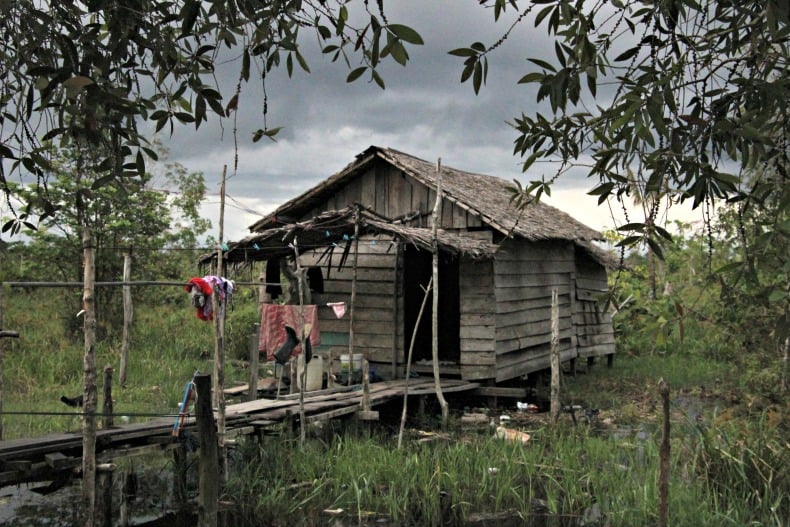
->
[218, 146, 617, 383]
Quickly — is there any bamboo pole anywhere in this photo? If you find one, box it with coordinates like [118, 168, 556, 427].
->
[119, 249, 133, 387]
[347, 208, 361, 385]
[398, 277, 433, 449]
[431, 158, 449, 430]
[550, 288, 560, 423]
[214, 165, 227, 484]
[82, 227, 98, 527]
[291, 238, 308, 445]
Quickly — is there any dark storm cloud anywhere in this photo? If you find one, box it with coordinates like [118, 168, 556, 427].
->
[156, 1, 697, 241]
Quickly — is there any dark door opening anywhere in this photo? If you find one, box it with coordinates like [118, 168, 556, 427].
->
[403, 247, 460, 364]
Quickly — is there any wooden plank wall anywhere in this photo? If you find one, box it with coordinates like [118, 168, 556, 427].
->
[459, 259, 496, 380]
[300, 235, 402, 379]
[573, 255, 616, 358]
[492, 240, 577, 382]
[312, 162, 481, 230]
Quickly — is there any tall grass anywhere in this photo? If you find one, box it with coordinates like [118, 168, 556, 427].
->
[4, 289, 787, 526]
[2, 288, 252, 439]
[224, 417, 786, 527]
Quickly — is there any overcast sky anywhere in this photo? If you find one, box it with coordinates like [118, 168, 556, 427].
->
[153, 0, 703, 243]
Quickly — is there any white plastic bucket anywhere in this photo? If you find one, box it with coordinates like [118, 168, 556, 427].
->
[296, 356, 324, 391]
[339, 353, 363, 371]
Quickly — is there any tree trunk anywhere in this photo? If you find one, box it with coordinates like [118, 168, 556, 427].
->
[82, 227, 98, 527]
[119, 250, 132, 387]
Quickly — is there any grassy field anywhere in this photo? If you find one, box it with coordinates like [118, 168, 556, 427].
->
[1, 288, 787, 526]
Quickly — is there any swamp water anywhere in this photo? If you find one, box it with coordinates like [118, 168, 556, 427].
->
[0, 394, 725, 526]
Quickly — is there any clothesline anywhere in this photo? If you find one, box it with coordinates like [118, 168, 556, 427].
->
[1, 280, 284, 288]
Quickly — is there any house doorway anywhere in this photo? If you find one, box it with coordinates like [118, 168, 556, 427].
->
[402, 247, 460, 364]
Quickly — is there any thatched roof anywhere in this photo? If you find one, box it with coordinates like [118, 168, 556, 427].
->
[209, 205, 498, 265]
[206, 146, 620, 269]
[249, 145, 603, 242]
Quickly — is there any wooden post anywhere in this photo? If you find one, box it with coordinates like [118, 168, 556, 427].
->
[658, 378, 670, 527]
[391, 242, 401, 379]
[361, 359, 370, 412]
[550, 288, 560, 423]
[347, 208, 360, 385]
[97, 467, 114, 527]
[0, 320, 21, 440]
[0, 283, 5, 441]
[247, 323, 260, 403]
[119, 249, 133, 387]
[431, 158, 449, 430]
[102, 365, 114, 429]
[119, 470, 137, 527]
[196, 374, 218, 527]
[173, 444, 188, 508]
[82, 227, 98, 527]
[99, 365, 114, 527]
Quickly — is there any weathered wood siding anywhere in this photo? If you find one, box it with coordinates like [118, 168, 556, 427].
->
[307, 161, 481, 229]
[492, 239, 576, 382]
[573, 250, 616, 358]
[459, 258, 496, 380]
[300, 234, 402, 379]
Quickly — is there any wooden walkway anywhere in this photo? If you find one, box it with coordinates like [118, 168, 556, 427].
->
[0, 377, 479, 489]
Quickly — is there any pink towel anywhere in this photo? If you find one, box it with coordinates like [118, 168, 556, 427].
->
[259, 304, 321, 361]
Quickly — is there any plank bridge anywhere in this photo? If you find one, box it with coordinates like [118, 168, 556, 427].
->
[0, 377, 482, 490]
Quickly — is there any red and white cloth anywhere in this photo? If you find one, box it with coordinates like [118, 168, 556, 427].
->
[185, 275, 234, 321]
[259, 304, 320, 361]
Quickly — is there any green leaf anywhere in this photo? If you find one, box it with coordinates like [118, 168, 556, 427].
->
[448, 48, 477, 57]
[528, 58, 557, 72]
[617, 222, 646, 233]
[241, 48, 250, 82]
[388, 24, 424, 45]
[295, 50, 310, 73]
[346, 67, 366, 83]
[518, 72, 544, 84]
[180, 0, 200, 36]
[252, 127, 282, 143]
[136, 150, 145, 176]
[473, 61, 483, 94]
[388, 40, 409, 66]
[91, 174, 115, 190]
[614, 47, 640, 62]
[645, 236, 664, 260]
[372, 70, 385, 89]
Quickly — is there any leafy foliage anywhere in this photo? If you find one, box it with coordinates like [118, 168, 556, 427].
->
[455, 0, 788, 254]
[0, 0, 423, 227]
[2, 143, 210, 338]
[608, 210, 787, 401]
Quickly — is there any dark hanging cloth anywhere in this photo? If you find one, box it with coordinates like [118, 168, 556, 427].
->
[306, 266, 324, 293]
[266, 258, 282, 299]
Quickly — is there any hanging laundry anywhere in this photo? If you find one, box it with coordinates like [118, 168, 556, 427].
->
[259, 304, 320, 362]
[185, 276, 234, 321]
[327, 302, 346, 319]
